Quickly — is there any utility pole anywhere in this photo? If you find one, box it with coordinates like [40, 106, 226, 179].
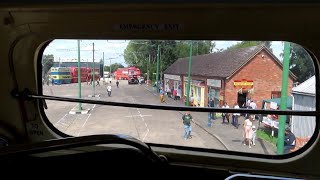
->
[110, 58, 112, 79]
[92, 43, 95, 97]
[147, 54, 150, 84]
[103, 52, 105, 82]
[160, 47, 162, 81]
[156, 44, 160, 94]
[186, 41, 193, 106]
[197, 41, 199, 55]
[277, 42, 291, 154]
[77, 40, 82, 111]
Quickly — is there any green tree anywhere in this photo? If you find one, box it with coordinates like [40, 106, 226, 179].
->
[226, 41, 272, 52]
[288, 43, 315, 83]
[176, 40, 212, 58]
[123, 40, 214, 81]
[42, 54, 54, 78]
[104, 63, 124, 73]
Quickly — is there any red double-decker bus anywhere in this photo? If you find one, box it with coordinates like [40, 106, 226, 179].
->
[87, 68, 100, 81]
[70, 67, 88, 83]
[128, 66, 141, 84]
[70, 67, 100, 83]
[115, 68, 128, 80]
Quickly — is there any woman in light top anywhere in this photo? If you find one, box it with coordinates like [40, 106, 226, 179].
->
[243, 114, 254, 148]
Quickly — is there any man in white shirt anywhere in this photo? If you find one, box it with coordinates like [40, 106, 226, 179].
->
[249, 100, 257, 120]
[249, 100, 257, 109]
[233, 102, 240, 128]
[107, 85, 112, 97]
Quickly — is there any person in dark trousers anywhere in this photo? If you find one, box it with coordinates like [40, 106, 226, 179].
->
[284, 127, 296, 154]
[173, 89, 177, 100]
[107, 84, 112, 97]
[209, 98, 215, 120]
[96, 76, 100, 86]
[182, 111, 193, 140]
[116, 80, 119, 88]
[222, 102, 230, 124]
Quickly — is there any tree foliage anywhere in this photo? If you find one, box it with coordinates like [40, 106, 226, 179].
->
[226, 41, 272, 52]
[123, 40, 214, 81]
[104, 63, 124, 73]
[288, 43, 315, 83]
[42, 54, 54, 77]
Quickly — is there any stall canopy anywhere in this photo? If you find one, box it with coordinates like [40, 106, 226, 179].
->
[262, 96, 293, 110]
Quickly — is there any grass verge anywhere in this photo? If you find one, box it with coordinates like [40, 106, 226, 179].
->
[257, 129, 278, 145]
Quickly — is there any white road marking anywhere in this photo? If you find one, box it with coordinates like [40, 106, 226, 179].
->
[70, 103, 80, 111]
[76, 96, 99, 136]
[130, 96, 150, 141]
[142, 129, 149, 142]
[92, 96, 100, 110]
[77, 114, 91, 136]
[55, 114, 68, 126]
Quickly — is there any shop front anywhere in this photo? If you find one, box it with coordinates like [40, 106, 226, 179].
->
[183, 76, 206, 107]
[164, 74, 182, 98]
[207, 79, 222, 108]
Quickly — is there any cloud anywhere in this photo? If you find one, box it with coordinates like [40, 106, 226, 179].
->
[271, 41, 284, 61]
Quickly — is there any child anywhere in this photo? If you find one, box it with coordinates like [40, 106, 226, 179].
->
[252, 125, 257, 146]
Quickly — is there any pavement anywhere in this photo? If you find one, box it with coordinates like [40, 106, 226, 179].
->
[143, 85, 276, 155]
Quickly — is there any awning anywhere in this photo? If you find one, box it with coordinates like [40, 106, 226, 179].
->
[262, 96, 293, 110]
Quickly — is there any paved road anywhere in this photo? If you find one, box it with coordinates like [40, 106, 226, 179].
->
[43, 80, 227, 150]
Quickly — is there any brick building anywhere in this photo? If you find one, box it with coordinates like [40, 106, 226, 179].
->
[164, 45, 296, 108]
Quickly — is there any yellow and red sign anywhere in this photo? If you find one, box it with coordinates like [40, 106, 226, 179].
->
[234, 79, 254, 89]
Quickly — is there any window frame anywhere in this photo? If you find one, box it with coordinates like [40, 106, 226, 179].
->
[37, 40, 320, 160]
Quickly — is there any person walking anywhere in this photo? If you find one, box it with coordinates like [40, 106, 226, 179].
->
[232, 102, 240, 128]
[222, 102, 230, 124]
[96, 75, 100, 86]
[182, 111, 193, 140]
[173, 89, 177, 100]
[252, 125, 257, 146]
[116, 80, 119, 88]
[243, 115, 254, 148]
[209, 98, 215, 120]
[159, 87, 165, 103]
[107, 84, 112, 97]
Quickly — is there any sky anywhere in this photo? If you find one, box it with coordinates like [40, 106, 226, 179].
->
[43, 40, 284, 66]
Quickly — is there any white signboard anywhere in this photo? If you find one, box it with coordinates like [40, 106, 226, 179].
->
[164, 74, 181, 81]
[270, 102, 278, 110]
[207, 79, 221, 88]
[183, 76, 192, 82]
